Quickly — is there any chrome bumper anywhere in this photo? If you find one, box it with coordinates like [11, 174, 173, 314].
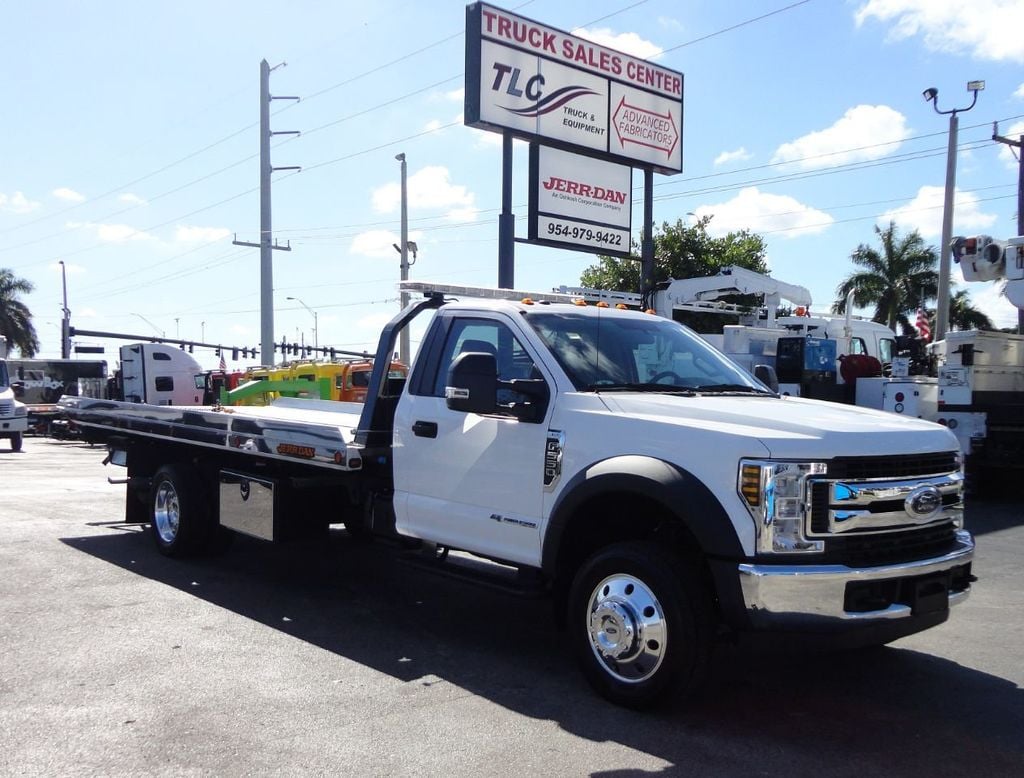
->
[737, 530, 974, 629]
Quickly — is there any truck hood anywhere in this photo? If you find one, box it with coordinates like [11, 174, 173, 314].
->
[595, 392, 958, 459]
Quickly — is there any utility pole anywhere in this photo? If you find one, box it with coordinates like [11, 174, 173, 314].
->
[992, 122, 1024, 334]
[923, 80, 983, 341]
[233, 59, 300, 366]
[58, 260, 70, 358]
[395, 153, 411, 363]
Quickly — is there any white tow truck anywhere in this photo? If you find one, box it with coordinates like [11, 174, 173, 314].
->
[62, 282, 974, 707]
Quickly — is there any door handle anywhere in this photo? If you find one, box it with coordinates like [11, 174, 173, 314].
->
[412, 420, 438, 438]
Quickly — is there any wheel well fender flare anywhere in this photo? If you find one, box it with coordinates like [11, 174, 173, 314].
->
[542, 455, 742, 576]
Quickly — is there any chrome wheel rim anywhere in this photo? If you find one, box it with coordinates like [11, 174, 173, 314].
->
[586, 574, 667, 684]
[153, 481, 180, 544]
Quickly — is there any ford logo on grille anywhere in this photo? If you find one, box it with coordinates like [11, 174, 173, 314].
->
[905, 485, 942, 519]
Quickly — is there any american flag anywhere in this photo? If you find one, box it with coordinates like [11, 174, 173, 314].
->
[219, 354, 227, 372]
[916, 308, 931, 342]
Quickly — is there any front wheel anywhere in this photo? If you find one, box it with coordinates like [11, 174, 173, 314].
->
[568, 541, 712, 708]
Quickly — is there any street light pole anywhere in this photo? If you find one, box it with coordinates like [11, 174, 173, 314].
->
[923, 80, 984, 341]
[395, 152, 411, 364]
[286, 296, 318, 351]
[132, 313, 165, 339]
[58, 260, 70, 358]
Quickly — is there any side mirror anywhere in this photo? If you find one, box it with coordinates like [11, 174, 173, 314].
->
[753, 364, 780, 393]
[10, 381, 25, 399]
[445, 352, 497, 414]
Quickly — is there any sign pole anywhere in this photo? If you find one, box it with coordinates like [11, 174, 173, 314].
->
[641, 168, 654, 307]
[498, 133, 515, 289]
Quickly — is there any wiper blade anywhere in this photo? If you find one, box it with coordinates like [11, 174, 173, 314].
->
[691, 383, 772, 394]
[585, 383, 696, 395]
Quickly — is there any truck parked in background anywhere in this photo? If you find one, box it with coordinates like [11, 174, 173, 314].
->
[113, 343, 206, 405]
[63, 282, 974, 708]
[6, 358, 107, 435]
[0, 336, 29, 451]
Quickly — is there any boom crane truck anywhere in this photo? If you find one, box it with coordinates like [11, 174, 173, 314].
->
[63, 281, 974, 707]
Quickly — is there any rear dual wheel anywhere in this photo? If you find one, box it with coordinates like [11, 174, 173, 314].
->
[151, 465, 231, 556]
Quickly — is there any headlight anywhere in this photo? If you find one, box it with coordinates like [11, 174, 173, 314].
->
[14, 404, 27, 417]
[739, 460, 827, 554]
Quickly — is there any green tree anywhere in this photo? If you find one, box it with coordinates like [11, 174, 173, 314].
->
[579, 215, 770, 332]
[949, 289, 994, 331]
[831, 221, 938, 332]
[0, 268, 39, 357]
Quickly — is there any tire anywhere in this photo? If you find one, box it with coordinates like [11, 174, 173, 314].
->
[150, 464, 213, 557]
[568, 541, 712, 709]
[10, 432, 22, 452]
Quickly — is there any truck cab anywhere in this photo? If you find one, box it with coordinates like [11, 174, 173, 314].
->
[118, 344, 204, 405]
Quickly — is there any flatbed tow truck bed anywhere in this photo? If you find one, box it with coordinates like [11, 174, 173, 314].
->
[61, 396, 365, 472]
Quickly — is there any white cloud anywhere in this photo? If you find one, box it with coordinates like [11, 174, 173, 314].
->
[444, 87, 464, 102]
[423, 119, 444, 133]
[879, 185, 997, 238]
[446, 207, 480, 223]
[1015, 83, 1024, 99]
[996, 120, 1024, 169]
[119, 193, 148, 205]
[856, 0, 1024, 63]
[657, 16, 684, 32]
[53, 187, 85, 203]
[694, 187, 834, 238]
[175, 225, 231, 243]
[471, 127, 504, 148]
[714, 147, 753, 167]
[372, 166, 476, 219]
[66, 221, 154, 243]
[350, 230, 402, 259]
[571, 27, 663, 60]
[0, 191, 41, 214]
[966, 283, 1021, 329]
[772, 105, 910, 169]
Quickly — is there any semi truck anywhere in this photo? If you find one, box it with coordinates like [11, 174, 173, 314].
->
[62, 283, 974, 707]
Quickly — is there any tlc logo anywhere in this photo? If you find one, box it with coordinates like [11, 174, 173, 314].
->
[491, 63, 545, 100]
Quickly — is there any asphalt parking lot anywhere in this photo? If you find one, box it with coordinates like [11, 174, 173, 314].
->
[1, 437, 1022, 776]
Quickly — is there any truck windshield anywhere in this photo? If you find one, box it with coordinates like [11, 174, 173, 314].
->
[525, 310, 770, 393]
[0, 360, 8, 388]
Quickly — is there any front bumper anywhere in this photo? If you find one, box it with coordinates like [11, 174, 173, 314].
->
[737, 530, 974, 630]
[0, 417, 29, 434]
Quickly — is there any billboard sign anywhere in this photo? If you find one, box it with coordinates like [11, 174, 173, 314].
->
[529, 144, 632, 257]
[465, 2, 683, 174]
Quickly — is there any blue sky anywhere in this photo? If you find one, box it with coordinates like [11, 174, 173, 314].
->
[2, 0, 1023, 367]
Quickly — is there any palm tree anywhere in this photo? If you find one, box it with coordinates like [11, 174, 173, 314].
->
[948, 289, 994, 331]
[831, 221, 938, 332]
[0, 268, 39, 357]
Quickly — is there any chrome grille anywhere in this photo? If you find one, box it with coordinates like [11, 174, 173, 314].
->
[804, 452, 964, 565]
